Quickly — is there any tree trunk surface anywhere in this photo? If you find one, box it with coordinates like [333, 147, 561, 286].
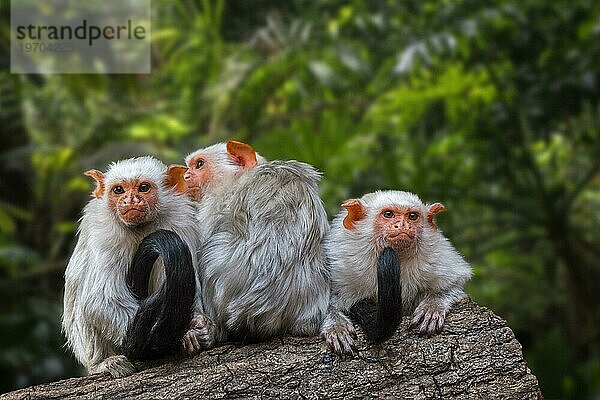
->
[1, 299, 542, 399]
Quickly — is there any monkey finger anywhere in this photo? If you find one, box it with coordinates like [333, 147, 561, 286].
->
[434, 313, 445, 333]
[346, 342, 358, 358]
[190, 333, 201, 353]
[197, 326, 209, 335]
[183, 340, 194, 355]
[349, 326, 358, 340]
[410, 311, 424, 328]
[339, 336, 356, 358]
[418, 312, 433, 334]
[426, 313, 440, 334]
[348, 333, 358, 349]
[183, 331, 199, 355]
[329, 340, 341, 356]
[109, 365, 133, 379]
[333, 338, 343, 356]
[182, 337, 192, 354]
[199, 335, 214, 349]
[326, 334, 343, 356]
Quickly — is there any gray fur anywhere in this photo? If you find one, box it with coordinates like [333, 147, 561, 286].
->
[185, 144, 355, 355]
[62, 157, 203, 376]
[199, 160, 331, 341]
[326, 190, 472, 335]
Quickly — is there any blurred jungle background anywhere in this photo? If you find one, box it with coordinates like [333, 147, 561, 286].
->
[0, 0, 599, 397]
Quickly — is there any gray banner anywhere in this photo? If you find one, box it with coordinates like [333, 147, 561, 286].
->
[11, 0, 151, 74]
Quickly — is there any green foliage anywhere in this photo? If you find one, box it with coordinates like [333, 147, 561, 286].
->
[1, 0, 599, 397]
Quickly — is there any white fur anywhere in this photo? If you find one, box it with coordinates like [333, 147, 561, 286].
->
[187, 144, 331, 341]
[326, 190, 472, 313]
[62, 157, 203, 374]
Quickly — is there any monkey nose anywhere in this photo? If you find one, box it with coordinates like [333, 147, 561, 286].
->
[183, 171, 191, 181]
[122, 195, 136, 204]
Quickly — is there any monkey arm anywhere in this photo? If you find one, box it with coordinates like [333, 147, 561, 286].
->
[80, 281, 139, 346]
[408, 232, 472, 336]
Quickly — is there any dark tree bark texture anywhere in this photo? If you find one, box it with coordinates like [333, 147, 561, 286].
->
[1, 299, 542, 399]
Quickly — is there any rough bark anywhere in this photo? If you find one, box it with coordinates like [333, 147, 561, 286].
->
[1, 299, 542, 399]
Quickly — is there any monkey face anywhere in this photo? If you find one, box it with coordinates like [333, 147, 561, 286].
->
[184, 155, 212, 201]
[374, 206, 424, 250]
[108, 179, 159, 226]
[184, 141, 258, 202]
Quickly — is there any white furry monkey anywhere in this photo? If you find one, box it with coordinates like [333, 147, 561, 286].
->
[62, 156, 209, 377]
[172, 140, 356, 356]
[326, 190, 472, 342]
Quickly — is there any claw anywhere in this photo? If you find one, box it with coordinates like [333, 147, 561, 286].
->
[435, 313, 445, 332]
[419, 311, 432, 333]
[410, 312, 422, 328]
[323, 324, 357, 359]
[411, 299, 447, 335]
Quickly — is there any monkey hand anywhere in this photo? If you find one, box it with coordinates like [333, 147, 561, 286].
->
[91, 355, 136, 378]
[410, 298, 446, 335]
[322, 319, 358, 359]
[182, 313, 215, 356]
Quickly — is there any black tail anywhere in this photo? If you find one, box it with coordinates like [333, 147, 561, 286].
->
[349, 247, 402, 343]
[123, 229, 196, 361]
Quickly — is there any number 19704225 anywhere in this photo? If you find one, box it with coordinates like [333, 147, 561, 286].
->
[19, 42, 73, 52]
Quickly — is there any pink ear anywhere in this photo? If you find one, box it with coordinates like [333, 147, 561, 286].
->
[226, 140, 257, 170]
[341, 199, 366, 229]
[165, 165, 188, 194]
[427, 202, 446, 228]
[84, 169, 105, 199]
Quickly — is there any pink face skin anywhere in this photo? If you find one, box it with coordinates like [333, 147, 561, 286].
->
[107, 179, 158, 226]
[181, 141, 258, 202]
[85, 169, 161, 227]
[373, 206, 424, 249]
[183, 154, 213, 201]
[341, 198, 446, 251]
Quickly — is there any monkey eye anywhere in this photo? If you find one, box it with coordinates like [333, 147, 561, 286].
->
[139, 183, 151, 193]
[112, 185, 125, 194]
[408, 212, 419, 221]
[382, 210, 394, 218]
[196, 159, 205, 169]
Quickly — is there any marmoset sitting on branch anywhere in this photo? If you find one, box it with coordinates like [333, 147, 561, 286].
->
[175, 140, 356, 356]
[326, 190, 472, 342]
[63, 146, 473, 376]
[62, 157, 206, 377]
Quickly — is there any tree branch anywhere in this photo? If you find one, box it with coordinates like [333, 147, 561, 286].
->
[1, 299, 542, 400]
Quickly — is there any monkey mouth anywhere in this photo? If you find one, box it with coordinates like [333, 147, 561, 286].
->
[120, 207, 148, 224]
[388, 233, 412, 240]
[123, 207, 146, 215]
